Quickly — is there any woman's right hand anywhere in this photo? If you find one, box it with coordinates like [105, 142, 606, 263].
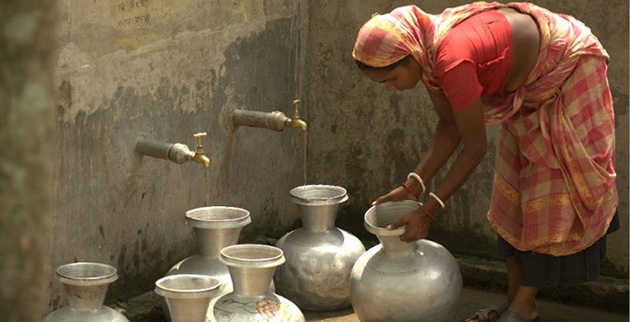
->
[388, 208, 432, 242]
[371, 185, 416, 206]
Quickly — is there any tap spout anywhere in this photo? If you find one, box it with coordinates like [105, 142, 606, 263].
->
[167, 143, 196, 164]
[190, 153, 210, 168]
[232, 109, 290, 132]
[287, 99, 307, 131]
[136, 139, 195, 164]
[287, 118, 308, 131]
[135, 133, 210, 168]
[191, 132, 211, 168]
[228, 98, 307, 132]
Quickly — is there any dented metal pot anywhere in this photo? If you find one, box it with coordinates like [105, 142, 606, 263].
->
[274, 185, 365, 311]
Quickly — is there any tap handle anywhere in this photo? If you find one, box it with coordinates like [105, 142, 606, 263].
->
[193, 132, 207, 149]
[292, 99, 301, 118]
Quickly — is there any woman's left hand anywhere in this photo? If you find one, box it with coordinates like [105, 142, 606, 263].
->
[371, 185, 416, 206]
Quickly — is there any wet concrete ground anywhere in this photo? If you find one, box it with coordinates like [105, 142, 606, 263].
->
[117, 286, 629, 321]
[302, 287, 629, 322]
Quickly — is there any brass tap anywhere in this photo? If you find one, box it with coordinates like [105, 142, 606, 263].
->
[286, 99, 308, 131]
[190, 132, 210, 168]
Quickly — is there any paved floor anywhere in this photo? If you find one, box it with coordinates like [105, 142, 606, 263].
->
[302, 287, 629, 322]
[116, 286, 628, 321]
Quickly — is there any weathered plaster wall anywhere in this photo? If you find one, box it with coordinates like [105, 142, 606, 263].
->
[42, 0, 628, 315]
[49, 0, 307, 311]
[305, 0, 629, 277]
[1, 1, 57, 320]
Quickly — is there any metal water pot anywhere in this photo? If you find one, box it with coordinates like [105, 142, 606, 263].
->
[167, 207, 251, 296]
[212, 244, 305, 322]
[274, 185, 365, 310]
[43, 262, 130, 322]
[164, 206, 252, 321]
[350, 200, 462, 322]
[155, 274, 220, 322]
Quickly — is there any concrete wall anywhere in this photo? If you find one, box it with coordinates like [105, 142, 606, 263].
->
[1, 1, 57, 320]
[304, 0, 629, 278]
[49, 0, 308, 311]
[41, 0, 628, 315]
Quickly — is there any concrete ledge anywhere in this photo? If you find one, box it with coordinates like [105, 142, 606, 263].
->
[455, 256, 629, 314]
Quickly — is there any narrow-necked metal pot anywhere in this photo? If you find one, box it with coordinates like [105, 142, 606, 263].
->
[44, 262, 129, 322]
[274, 185, 365, 311]
[155, 274, 220, 322]
[213, 244, 305, 322]
[164, 206, 252, 321]
[350, 200, 463, 322]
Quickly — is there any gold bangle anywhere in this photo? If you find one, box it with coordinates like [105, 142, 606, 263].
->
[407, 172, 426, 195]
[429, 192, 445, 209]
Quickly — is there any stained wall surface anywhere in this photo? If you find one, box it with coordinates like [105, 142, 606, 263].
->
[50, 0, 308, 310]
[39, 0, 629, 316]
[303, 0, 629, 277]
[0, 0, 57, 320]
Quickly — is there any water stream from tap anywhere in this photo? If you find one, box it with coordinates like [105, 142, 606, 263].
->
[225, 133, 236, 203]
[292, 1, 308, 188]
[303, 132, 307, 187]
[205, 167, 211, 206]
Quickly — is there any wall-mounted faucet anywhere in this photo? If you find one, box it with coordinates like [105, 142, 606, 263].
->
[135, 132, 210, 168]
[226, 99, 308, 132]
[287, 99, 308, 131]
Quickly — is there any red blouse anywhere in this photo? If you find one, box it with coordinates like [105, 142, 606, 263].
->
[433, 10, 513, 111]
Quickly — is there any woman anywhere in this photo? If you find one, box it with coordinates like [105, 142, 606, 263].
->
[352, 2, 618, 322]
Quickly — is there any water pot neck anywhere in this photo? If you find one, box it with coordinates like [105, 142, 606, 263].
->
[195, 227, 242, 257]
[167, 297, 212, 322]
[378, 235, 418, 257]
[64, 284, 109, 312]
[298, 204, 338, 232]
[228, 266, 275, 298]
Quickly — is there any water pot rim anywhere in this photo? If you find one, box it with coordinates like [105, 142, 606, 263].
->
[154, 274, 220, 299]
[56, 262, 118, 286]
[290, 184, 348, 205]
[219, 244, 286, 268]
[185, 206, 252, 229]
[364, 200, 421, 236]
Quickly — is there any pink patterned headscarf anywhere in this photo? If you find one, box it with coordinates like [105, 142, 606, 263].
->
[352, 3, 505, 91]
[352, 6, 435, 68]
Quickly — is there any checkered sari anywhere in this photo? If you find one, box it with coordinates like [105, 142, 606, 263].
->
[353, 2, 617, 256]
[487, 3, 617, 256]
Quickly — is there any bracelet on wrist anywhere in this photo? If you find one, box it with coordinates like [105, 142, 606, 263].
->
[419, 204, 435, 221]
[401, 183, 419, 200]
[429, 192, 446, 209]
[407, 172, 426, 195]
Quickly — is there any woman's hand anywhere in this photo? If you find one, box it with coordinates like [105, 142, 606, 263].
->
[388, 208, 432, 242]
[371, 186, 416, 206]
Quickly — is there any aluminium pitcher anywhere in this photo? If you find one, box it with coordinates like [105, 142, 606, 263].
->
[274, 185, 365, 310]
[350, 200, 462, 322]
